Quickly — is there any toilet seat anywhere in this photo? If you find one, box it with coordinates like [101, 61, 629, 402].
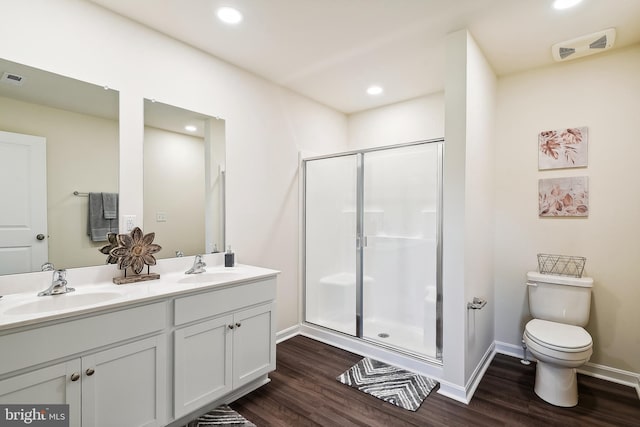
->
[525, 319, 592, 353]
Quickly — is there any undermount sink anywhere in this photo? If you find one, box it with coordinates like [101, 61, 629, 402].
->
[4, 291, 124, 316]
[178, 270, 243, 284]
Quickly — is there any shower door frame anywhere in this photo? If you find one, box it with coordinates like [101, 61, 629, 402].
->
[302, 138, 444, 362]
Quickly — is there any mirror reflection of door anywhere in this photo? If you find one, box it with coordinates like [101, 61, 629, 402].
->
[0, 130, 48, 274]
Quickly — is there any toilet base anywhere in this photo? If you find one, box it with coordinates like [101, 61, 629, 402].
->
[534, 361, 578, 407]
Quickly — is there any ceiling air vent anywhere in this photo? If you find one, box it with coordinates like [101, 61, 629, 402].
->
[551, 28, 616, 62]
[1, 71, 25, 86]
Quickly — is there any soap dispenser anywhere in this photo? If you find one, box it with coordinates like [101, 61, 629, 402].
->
[224, 246, 235, 267]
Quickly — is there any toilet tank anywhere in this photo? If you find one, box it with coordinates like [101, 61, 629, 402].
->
[526, 272, 593, 326]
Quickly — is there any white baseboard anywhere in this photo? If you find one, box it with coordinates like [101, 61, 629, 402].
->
[465, 343, 496, 401]
[494, 340, 531, 360]
[579, 362, 640, 399]
[276, 324, 300, 343]
[495, 340, 640, 400]
[436, 381, 468, 404]
[438, 342, 496, 404]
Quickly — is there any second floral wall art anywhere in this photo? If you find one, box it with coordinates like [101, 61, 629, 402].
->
[539, 176, 589, 217]
[538, 126, 588, 170]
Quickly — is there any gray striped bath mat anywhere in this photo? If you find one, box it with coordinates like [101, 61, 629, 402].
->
[337, 357, 438, 411]
[185, 404, 255, 426]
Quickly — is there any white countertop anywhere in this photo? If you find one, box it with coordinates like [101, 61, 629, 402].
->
[0, 260, 279, 332]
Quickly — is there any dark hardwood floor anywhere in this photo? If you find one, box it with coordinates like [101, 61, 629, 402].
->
[231, 335, 640, 427]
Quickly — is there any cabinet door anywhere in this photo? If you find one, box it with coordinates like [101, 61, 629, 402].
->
[0, 359, 81, 427]
[174, 314, 233, 419]
[232, 303, 275, 388]
[82, 335, 166, 427]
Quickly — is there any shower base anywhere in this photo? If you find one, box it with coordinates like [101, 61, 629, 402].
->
[363, 317, 436, 359]
[307, 316, 436, 359]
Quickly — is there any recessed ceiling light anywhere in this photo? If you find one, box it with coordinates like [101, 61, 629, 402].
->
[185, 125, 197, 132]
[366, 85, 383, 96]
[553, 0, 583, 10]
[217, 6, 243, 24]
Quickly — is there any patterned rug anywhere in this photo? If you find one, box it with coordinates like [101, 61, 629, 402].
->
[337, 357, 438, 412]
[185, 404, 256, 427]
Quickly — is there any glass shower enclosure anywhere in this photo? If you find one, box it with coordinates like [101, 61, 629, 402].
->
[303, 139, 443, 360]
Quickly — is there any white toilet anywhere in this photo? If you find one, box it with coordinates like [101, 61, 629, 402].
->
[523, 271, 593, 407]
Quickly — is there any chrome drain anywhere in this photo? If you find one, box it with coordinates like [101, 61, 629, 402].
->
[377, 333, 389, 338]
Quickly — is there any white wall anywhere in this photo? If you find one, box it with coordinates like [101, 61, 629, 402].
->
[463, 33, 496, 381]
[0, 0, 348, 332]
[494, 45, 640, 375]
[347, 93, 444, 149]
[440, 29, 496, 400]
[143, 126, 204, 259]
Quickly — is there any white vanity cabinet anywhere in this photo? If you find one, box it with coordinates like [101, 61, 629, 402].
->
[0, 265, 279, 426]
[173, 278, 276, 419]
[0, 302, 167, 427]
[81, 336, 166, 427]
[0, 360, 82, 423]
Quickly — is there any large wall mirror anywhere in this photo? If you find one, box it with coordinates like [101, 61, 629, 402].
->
[144, 99, 225, 259]
[0, 58, 119, 275]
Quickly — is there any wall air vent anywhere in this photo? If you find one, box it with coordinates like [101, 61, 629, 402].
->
[1, 71, 25, 86]
[551, 28, 616, 62]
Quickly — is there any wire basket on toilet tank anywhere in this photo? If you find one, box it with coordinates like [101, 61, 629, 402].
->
[537, 253, 586, 278]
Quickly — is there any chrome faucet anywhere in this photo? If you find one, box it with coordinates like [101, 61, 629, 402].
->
[38, 269, 75, 296]
[185, 255, 206, 274]
[41, 262, 55, 271]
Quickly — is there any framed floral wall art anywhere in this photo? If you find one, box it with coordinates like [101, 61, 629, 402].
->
[538, 126, 588, 170]
[539, 176, 589, 217]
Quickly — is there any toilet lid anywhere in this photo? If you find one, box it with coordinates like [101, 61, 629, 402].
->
[525, 319, 592, 352]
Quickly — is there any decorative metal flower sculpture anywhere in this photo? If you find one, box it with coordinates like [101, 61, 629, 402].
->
[109, 227, 162, 275]
[98, 233, 120, 264]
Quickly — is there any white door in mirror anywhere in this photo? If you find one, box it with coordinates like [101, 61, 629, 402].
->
[0, 131, 48, 274]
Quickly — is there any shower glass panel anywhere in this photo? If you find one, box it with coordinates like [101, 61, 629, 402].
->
[303, 140, 442, 360]
[304, 154, 358, 336]
[361, 143, 440, 358]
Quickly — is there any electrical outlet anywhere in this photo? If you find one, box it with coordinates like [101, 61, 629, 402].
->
[156, 211, 167, 222]
[124, 215, 136, 231]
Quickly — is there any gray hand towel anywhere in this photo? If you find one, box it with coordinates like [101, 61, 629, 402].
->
[102, 192, 118, 220]
[88, 192, 110, 242]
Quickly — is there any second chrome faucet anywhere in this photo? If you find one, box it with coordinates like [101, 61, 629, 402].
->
[185, 255, 206, 274]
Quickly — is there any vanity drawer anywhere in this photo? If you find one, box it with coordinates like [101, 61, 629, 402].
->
[174, 278, 276, 326]
[0, 301, 167, 376]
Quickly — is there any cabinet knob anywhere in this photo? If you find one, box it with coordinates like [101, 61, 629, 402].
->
[86, 368, 95, 376]
[235, 322, 242, 328]
[228, 324, 235, 330]
[70, 372, 80, 382]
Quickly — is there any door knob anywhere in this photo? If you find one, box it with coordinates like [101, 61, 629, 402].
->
[36, 234, 45, 241]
